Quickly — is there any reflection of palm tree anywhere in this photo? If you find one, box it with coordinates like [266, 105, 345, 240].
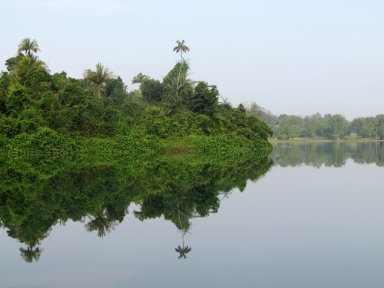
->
[175, 228, 192, 259]
[85, 205, 118, 237]
[11, 226, 46, 263]
[175, 245, 192, 259]
[174, 201, 192, 259]
[173, 40, 190, 99]
[19, 245, 42, 263]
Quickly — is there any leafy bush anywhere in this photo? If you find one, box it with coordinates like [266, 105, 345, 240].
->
[8, 127, 64, 154]
[0, 116, 21, 138]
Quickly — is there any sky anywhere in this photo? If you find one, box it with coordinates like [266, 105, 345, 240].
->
[1, 0, 383, 120]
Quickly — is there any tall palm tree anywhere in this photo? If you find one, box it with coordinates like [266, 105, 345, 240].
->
[18, 38, 40, 57]
[173, 40, 190, 100]
[84, 63, 114, 98]
[173, 40, 189, 62]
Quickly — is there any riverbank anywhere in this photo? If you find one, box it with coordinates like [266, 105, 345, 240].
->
[2, 128, 272, 166]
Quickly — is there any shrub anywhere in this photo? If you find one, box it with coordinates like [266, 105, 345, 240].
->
[8, 127, 64, 154]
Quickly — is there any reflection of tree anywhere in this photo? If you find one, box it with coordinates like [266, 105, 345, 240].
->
[19, 245, 42, 263]
[6, 219, 49, 263]
[0, 153, 272, 262]
[175, 202, 192, 259]
[175, 234, 192, 259]
[272, 142, 384, 167]
[85, 205, 118, 238]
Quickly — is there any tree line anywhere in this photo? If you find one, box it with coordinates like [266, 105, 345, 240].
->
[0, 39, 271, 154]
[247, 103, 384, 140]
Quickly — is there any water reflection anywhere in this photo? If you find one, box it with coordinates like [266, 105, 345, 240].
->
[0, 153, 271, 262]
[85, 205, 119, 238]
[175, 232, 192, 259]
[19, 245, 42, 263]
[272, 142, 384, 167]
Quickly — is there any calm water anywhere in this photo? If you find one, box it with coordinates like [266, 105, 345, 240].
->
[1, 142, 384, 288]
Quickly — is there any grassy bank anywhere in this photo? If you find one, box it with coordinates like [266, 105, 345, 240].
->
[3, 127, 272, 166]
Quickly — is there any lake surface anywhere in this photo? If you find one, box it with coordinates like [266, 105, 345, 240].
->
[1, 142, 383, 288]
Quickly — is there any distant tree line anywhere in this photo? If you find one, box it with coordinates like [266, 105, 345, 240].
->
[246, 103, 384, 140]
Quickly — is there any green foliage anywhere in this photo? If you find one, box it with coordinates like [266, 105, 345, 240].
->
[0, 38, 275, 263]
[18, 38, 39, 57]
[104, 77, 127, 106]
[8, 127, 64, 153]
[0, 72, 10, 114]
[248, 102, 384, 140]
[199, 134, 251, 161]
[83, 63, 114, 98]
[276, 115, 302, 139]
[132, 73, 148, 84]
[351, 117, 379, 139]
[0, 39, 272, 158]
[5, 57, 18, 72]
[189, 82, 218, 116]
[323, 114, 349, 139]
[6, 82, 31, 116]
[246, 102, 277, 127]
[162, 62, 193, 109]
[376, 115, 384, 140]
[0, 116, 21, 138]
[0, 134, 7, 148]
[18, 58, 50, 97]
[140, 78, 164, 102]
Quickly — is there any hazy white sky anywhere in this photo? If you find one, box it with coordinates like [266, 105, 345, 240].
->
[1, 0, 383, 119]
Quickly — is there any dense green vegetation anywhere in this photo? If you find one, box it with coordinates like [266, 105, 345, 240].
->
[0, 39, 272, 156]
[247, 103, 384, 140]
[0, 152, 271, 262]
[0, 38, 273, 263]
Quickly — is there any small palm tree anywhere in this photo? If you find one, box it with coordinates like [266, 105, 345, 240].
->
[84, 63, 114, 98]
[18, 38, 40, 57]
[132, 72, 148, 85]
